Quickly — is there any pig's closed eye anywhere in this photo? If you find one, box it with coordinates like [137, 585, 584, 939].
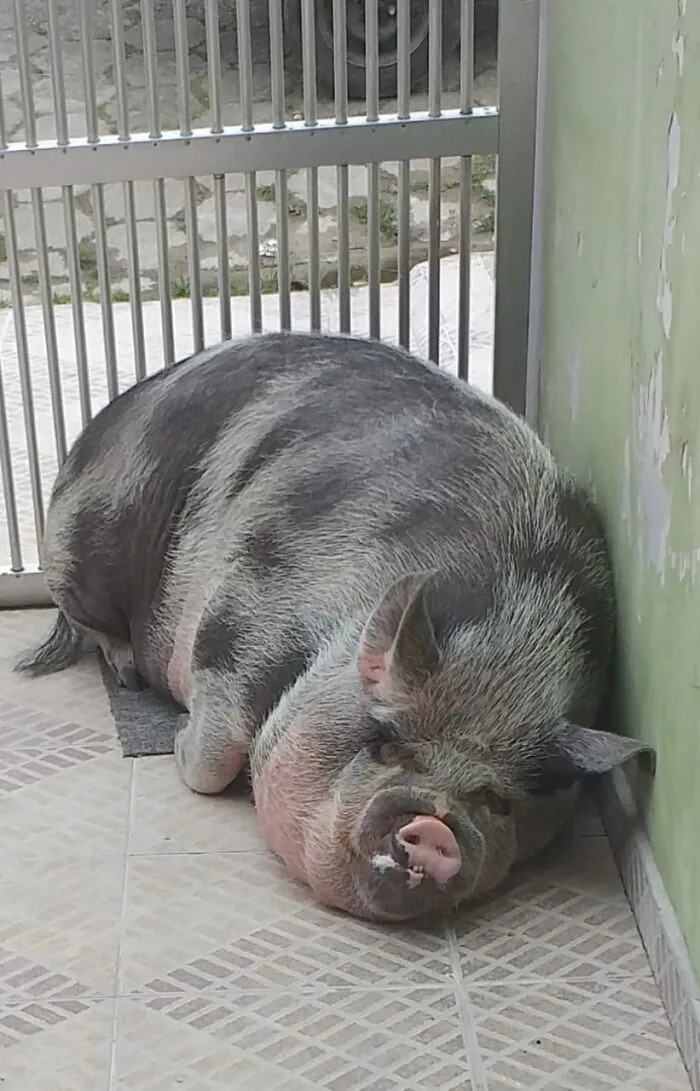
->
[365, 720, 404, 766]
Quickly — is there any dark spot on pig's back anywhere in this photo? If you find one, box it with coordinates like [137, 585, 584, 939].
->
[193, 611, 245, 673]
[241, 522, 291, 574]
[225, 416, 303, 501]
[284, 468, 359, 524]
[142, 352, 269, 475]
[240, 633, 315, 728]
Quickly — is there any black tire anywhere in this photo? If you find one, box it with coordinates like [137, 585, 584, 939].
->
[284, 0, 463, 103]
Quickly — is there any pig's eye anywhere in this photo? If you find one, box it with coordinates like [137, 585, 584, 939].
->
[365, 720, 405, 766]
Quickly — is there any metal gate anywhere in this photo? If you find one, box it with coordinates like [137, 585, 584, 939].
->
[0, 0, 540, 606]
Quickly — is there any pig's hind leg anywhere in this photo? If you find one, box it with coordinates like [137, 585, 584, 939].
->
[175, 669, 249, 795]
[96, 634, 144, 691]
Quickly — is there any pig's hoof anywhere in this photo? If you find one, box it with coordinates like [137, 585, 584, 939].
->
[174, 716, 247, 795]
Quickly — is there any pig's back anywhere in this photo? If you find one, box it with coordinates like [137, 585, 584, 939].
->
[152, 333, 606, 696]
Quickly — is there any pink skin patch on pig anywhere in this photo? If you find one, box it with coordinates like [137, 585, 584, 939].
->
[253, 734, 314, 884]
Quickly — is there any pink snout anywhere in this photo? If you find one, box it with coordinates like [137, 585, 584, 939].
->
[396, 815, 462, 884]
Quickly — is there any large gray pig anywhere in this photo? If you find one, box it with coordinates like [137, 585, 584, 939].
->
[18, 331, 651, 922]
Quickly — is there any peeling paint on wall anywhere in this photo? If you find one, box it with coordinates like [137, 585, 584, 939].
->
[672, 32, 685, 75]
[656, 113, 681, 340]
[634, 353, 671, 578]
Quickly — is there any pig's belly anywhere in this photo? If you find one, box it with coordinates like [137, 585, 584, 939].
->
[164, 578, 221, 707]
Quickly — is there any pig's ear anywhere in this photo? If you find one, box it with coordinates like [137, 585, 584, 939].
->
[520, 723, 656, 796]
[358, 573, 439, 691]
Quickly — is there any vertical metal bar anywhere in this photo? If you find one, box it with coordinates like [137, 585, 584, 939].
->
[457, 0, 475, 380]
[301, 0, 321, 329]
[141, 0, 161, 139]
[365, 0, 380, 339]
[2, 193, 45, 556]
[173, 0, 192, 135]
[205, 0, 224, 133]
[13, 0, 37, 146]
[397, 0, 411, 349]
[245, 178, 262, 332]
[47, 0, 69, 145]
[237, 0, 255, 130]
[110, 0, 145, 381]
[275, 172, 291, 329]
[154, 180, 175, 363]
[92, 185, 119, 400]
[184, 178, 204, 352]
[427, 0, 443, 365]
[269, 0, 286, 127]
[333, 0, 350, 331]
[214, 175, 231, 340]
[270, 0, 290, 328]
[81, 0, 117, 396]
[0, 357, 22, 571]
[493, 0, 540, 416]
[31, 192, 67, 463]
[175, 0, 203, 353]
[108, 0, 130, 141]
[123, 183, 146, 381]
[142, 0, 174, 364]
[62, 188, 92, 425]
[525, 0, 549, 426]
[0, 78, 22, 571]
[237, 0, 262, 331]
[337, 167, 350, 332]
[0, 74, 5, 148]
[365, 0, 379, 120]
[79, 0, 99, 142]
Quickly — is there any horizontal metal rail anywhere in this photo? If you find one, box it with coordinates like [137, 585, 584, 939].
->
[0, 110, 498, 190]
[0, 571, 51, 608]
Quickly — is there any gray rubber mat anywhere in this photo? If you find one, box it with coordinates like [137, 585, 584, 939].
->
[98, 656, 180, 757]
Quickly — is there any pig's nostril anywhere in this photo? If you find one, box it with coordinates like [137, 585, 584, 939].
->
[396, 815, 462, 884]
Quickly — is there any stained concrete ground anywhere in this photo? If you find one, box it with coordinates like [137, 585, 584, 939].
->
[0, 0, 498, 306]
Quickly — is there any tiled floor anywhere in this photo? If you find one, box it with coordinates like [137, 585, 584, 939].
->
[0, 608, 692, 1090]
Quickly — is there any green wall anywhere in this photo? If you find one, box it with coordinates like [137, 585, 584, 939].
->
[535, 0, 700, 975]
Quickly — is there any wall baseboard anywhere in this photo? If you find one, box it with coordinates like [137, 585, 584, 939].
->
[595, 768, 700, 1089]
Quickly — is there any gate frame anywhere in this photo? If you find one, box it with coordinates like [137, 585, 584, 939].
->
[0, 0, 541, 608]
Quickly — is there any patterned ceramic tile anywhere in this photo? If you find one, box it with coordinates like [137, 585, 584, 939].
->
[119, 852, 452, 994]
[452, 837, 652, 984]
[0, 750, 133, 857]
[0, 611, 691, 1089]
[0, 997, 113, 1091]
[113, 989, 473, 1091]
[129, 755, 263, 855]
[0, 852, 124, 996]
[0, 610, 117, 739]
[467, 979, 690, 1089]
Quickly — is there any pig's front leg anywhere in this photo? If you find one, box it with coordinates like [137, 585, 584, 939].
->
[174, 669, 249, 794]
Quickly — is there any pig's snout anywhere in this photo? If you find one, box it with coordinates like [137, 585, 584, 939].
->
[395, 815, 462, 884]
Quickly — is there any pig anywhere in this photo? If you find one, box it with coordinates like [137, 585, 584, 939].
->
[17, 331, 653, 922]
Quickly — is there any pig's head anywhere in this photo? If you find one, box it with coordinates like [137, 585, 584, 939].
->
[253, 573, 653, 923]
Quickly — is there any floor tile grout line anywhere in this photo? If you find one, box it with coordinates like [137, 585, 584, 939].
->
[2, 971, 670, 1005]
[446, 925, 490, 1091]
[107, 756, 136, 1091]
